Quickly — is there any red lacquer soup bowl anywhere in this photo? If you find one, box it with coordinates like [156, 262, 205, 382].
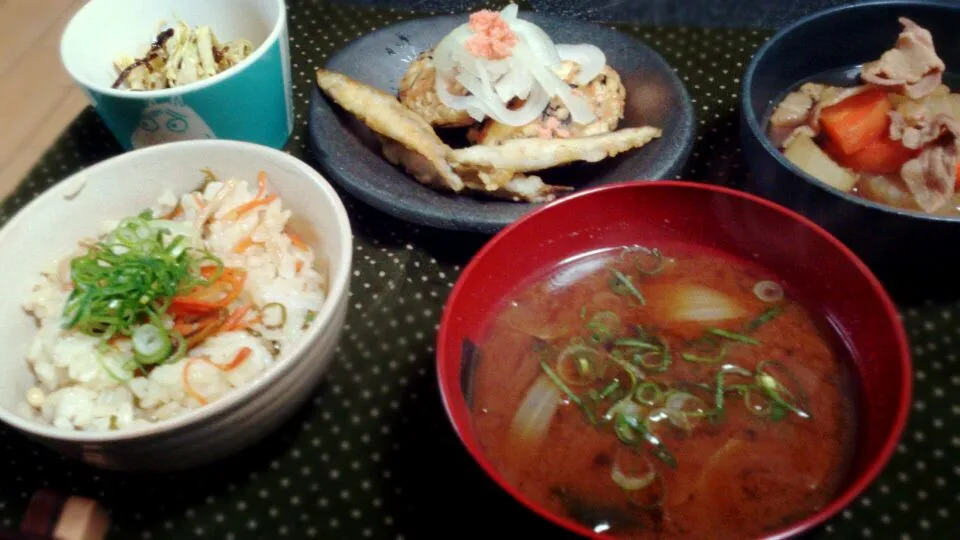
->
[437, 181, 911, 539]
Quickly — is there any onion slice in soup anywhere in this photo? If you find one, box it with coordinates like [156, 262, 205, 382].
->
[509, 375, 562, 448]
[654, 284, 748, 322]
[611, 448, 657, 491]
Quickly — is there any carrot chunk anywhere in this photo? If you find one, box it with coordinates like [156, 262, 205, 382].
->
[824, 135, 917, 174]
[819, 89, 892, 155]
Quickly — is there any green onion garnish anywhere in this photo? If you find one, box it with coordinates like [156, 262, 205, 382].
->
[540, 360, 596, 425]
[132, 323, 172, 364]
[743, 306, 782, 333]
[63, 213, 219, 341]
[755, 360, 812, 419]
[713, 365, 752, 419]
[610, 269, 646, 305]
[636, 248, 665, 275]
[635, 381, 662, 406]
[598, 379, 622, 400]
[614, 338, 659, 350]
[707, 328, 760, 345]
[681, 342, 729, 364]
[261, 302, 288, 329]
[586, 311, 620, 343]
[625, 415, 677, 469]
[636, 338, 670, 373]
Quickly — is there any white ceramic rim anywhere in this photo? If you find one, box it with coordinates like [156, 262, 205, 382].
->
[59, 0, 287, 100]
[0, 140, 353, 442]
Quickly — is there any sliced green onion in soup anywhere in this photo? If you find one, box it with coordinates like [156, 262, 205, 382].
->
[712, 364, 752, 419]
[611, 448, 657, 491]
[635, 381, 663, 406]
[606, 398, 642, 427]
[743, 385, 777, 417]
[619, 246, 666, 276]
[753, 280, 784, 303]
[755, 360, 812, 419]
[586, 311, 620, 343]
[614, 413, 643, 445]
[621, 414, 677, 469]
[556, 345, 607, 386]
[540, 361, 596, 424]
[707, 328, 760, 345]
[664, 391, 710, 421]
[681, 342, 729, 364]
[647, 407, 692, 434]
[626, 473, 668, 509]
[635, 247, 665, 276]
[635, 337, 670, 372]
[599, 358, 641, 422]
[742, 306, 782, 333]
[609, 269, 645, 305]
[614, 338, 659, 351]
[597, 379, 622, 400]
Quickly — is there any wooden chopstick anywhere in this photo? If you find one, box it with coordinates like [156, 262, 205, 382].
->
[0, 490, 109, 540]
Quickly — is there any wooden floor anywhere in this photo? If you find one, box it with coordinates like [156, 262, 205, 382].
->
[0, 0, 89, 201]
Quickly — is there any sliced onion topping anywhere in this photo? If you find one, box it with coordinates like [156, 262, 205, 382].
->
[432, 4, 600, 126]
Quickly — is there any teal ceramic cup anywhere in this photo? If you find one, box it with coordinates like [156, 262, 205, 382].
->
[60, 0, 293, 151]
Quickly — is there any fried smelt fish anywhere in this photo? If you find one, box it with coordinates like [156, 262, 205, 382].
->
[380, 138, 570, 203]
[316, 68, 465, 191]
[448, 127, 662, 189]
[463, 174, 573, 203]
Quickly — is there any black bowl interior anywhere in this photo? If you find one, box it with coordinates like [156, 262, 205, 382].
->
[308, 12, 695, 233]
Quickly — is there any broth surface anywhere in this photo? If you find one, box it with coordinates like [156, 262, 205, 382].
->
[471, 243, 856, 539]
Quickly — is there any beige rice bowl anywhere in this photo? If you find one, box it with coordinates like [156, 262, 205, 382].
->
[19, 173, 328, 432]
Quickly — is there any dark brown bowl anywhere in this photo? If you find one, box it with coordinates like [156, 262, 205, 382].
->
[740, 0, 960, 291]
[308, 11, 695, 233]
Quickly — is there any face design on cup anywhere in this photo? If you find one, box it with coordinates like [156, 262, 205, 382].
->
[130, 96, 216, 148]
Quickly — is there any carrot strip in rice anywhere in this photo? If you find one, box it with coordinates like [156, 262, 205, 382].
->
[183, 357, 211, 405]
[286, 229, 308, 250]
[256, 171, 268, 199]
[182, 347, 255, 404]
[223, 347, 253, 370]
[225, 194, 278, 220]
[221, 303, 254, 332]
[233, 236, 256, 253]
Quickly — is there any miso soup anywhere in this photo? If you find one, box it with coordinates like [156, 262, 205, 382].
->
[471, 243, 857, 539]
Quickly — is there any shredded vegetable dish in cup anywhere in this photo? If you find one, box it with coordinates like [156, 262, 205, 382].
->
[19, 170, 328, 431]
[112, 20, 254, 90]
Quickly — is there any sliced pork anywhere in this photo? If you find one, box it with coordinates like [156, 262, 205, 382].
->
[899, 121, 958, 213]
[890, 112, 960, 150]
[861, 17, 945, 100]
[770, 84, 868, 149]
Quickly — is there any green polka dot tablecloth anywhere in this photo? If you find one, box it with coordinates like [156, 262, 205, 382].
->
[1, 1, 957, 539]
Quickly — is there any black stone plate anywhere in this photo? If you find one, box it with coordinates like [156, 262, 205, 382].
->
[308, 12, 695, 233]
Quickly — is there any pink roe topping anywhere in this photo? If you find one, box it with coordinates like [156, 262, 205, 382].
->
[464, 10, 518, 60]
